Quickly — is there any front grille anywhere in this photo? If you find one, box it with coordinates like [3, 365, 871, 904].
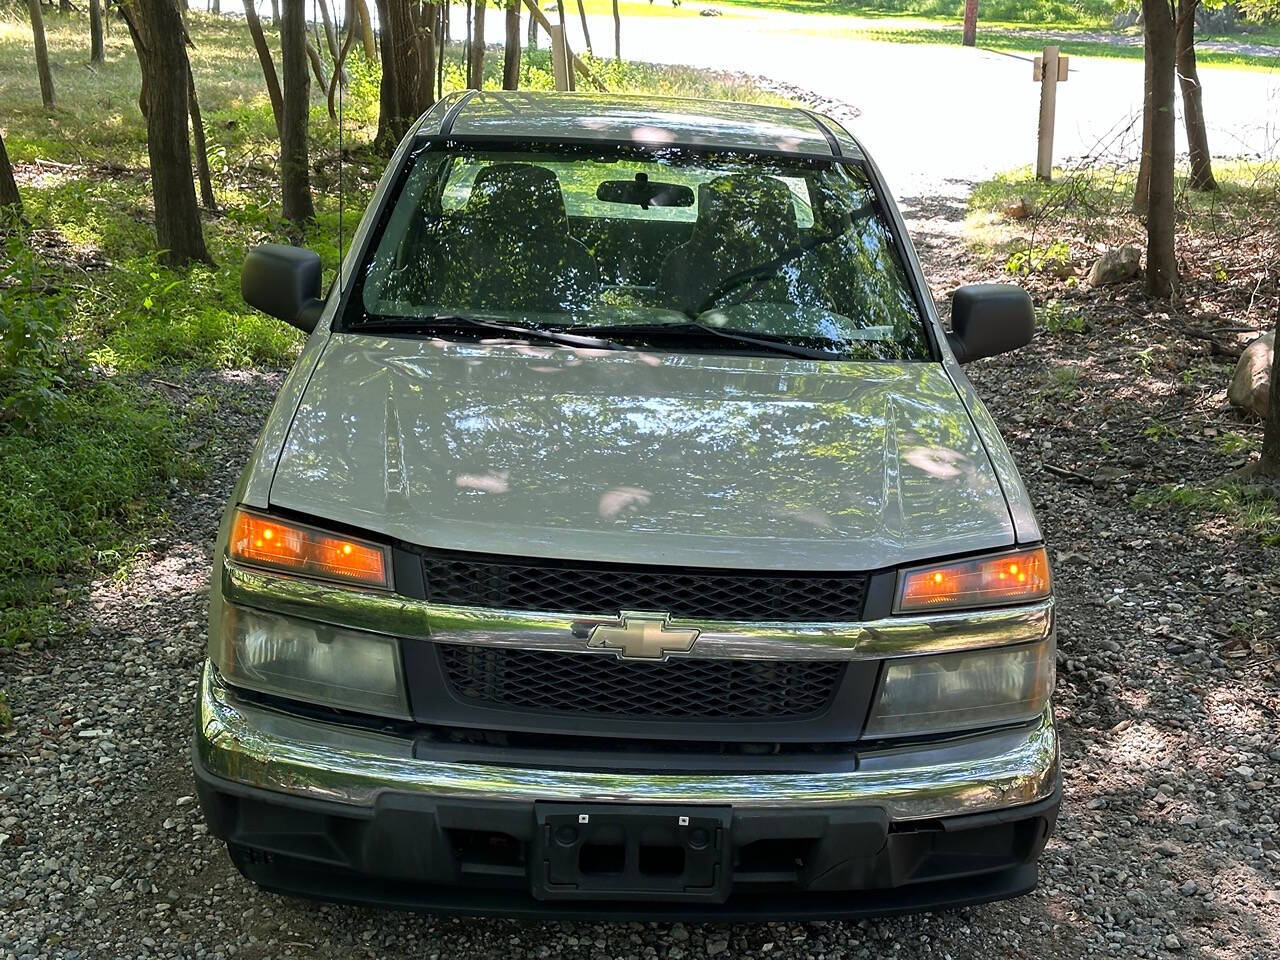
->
[438, 645, 846, 720]
[422, 556, 868, 622]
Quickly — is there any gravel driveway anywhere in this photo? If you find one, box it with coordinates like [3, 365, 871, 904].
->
[2, 192, 1278, 960]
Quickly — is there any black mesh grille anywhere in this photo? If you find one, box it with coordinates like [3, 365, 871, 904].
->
[422, 556, 868, 622]
[438, 645, 846, 720]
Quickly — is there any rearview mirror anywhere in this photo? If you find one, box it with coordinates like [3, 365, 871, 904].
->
[947, 284, 1034, 363]
[597, 177, 695, 209]
[241, 244, 325, 333]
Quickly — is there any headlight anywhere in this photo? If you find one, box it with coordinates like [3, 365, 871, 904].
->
[229, 508, 391, 589]
[211, 605, 410, 719]
[864, 638, 1055, 739]
[897, 547, 1051, 613]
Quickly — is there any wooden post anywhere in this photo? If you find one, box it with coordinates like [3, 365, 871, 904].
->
[550, 24, 571, 91]
[1032, 45, 1069, 181]
[521, 0, 607, 90]
[962, 0, 978, 47]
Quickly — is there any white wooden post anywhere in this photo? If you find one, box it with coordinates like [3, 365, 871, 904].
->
[1032, 45, 1069, 181]
[550, 24, 571, 91]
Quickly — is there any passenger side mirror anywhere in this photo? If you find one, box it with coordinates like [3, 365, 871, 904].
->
[947, 284, 1035, 363]
[241, 244, 325, 333]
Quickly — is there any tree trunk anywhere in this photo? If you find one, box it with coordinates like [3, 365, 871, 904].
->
[528, 0, 538, 45]
[376, 0, 436, 152]
[469, 0, 487, 89]
[1133, 36, 1154, 215]
[125, 0, 212, 266]
[28, 0, 55, 111]
[612, 0, 620, 60]
[1177, 0, 1216, 191]
[60, 0, 72, 12]
[1143, 0, 1178, 300]
[213, 0, 220, 13]
[90, 0, 106, 65]
[187, 65, 217, 210]
[281, 0, 316, 223]
[503, 0, 520, 89]
[355, 0, 377, 59]
[962, 0, 978, 46]
[0, 130, 21, 216]
[270, 0, 280, 23]
[305, 34, 329, 90]
[575, 0, 591, 54]
[1259, 321, 1280, 478]
[317, 0, 347, 84]
[244, 0, 285, 133]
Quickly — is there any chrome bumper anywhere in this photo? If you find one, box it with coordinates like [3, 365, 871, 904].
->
[196, 662, 1059, 821]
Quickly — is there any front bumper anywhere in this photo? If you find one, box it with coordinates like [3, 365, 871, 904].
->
[195, 662, 1060, 917]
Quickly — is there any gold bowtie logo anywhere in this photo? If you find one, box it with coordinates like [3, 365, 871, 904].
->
[585, 612, 700, 661]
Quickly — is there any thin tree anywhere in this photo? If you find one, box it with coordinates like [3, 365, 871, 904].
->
[503, 0, 521, 89]
[1133, 39, 1154, 215]
[317, 0, 347, 85]
[612, 0, 620, 60]
[244, 0, 285, 133]
[281, 0, 316, 223]
[0, 130, 21, 215]
[469, 0, 487, 89]
[1141, 0, 1178, 299]
[187, 65, 217, 209]
[28, 0, 56, 110]
[962, 0, 979, 47]
[90, 0, 107, 66]
[354, 0, 378, 59]
[575, 0, 592, 55]
[1258, 320, 1280, 478]
[1176, 0, 1216, 191]
[116, 0, 212, 266]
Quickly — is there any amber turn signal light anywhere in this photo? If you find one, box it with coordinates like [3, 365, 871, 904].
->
[229, 508, 391, 588]
[898, 547, 1051, 612]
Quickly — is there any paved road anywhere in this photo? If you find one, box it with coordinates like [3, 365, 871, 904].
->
[474, 6, 1280, 197]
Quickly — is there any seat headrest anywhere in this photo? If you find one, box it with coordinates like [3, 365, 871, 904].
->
[690, 174, 800, 251]
[464, 163, 569, 236]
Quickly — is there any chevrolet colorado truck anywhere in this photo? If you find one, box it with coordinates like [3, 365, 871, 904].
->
[193, 91, 1059, 919]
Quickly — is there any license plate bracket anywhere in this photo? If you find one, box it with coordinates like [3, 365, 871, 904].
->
[531, 803, 732, 902]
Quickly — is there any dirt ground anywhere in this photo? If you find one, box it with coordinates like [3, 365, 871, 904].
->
[1, 186, 1278, 960]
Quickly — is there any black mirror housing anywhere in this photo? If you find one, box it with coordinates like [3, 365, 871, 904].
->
[241, 244, 325, 333]
[947, 284, 1035, 363]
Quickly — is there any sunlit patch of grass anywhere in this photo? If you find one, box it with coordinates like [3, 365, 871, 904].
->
[1134, 482, 1280, 546]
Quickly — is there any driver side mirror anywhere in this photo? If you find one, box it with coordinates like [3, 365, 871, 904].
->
[947, 284, 1035, 363]
[241, 244, 325, 333]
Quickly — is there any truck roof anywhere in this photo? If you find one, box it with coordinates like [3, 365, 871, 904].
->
[416, 91, 865, 161]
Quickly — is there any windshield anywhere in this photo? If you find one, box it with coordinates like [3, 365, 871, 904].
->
[350, 145, 932, 361]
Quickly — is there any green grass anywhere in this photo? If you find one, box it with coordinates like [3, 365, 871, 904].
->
[0, 11, 796, 647]
[846, 25, 1280, 70]
[963, 161, 1280, 275]
[1135, 483, 1280, 546]
[579, 0, 1120, 27]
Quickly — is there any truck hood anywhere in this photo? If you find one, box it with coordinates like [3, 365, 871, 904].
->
[268, 334, 1015, 570]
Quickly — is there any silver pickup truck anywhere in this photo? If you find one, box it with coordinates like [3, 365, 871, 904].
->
[193, 91, 1058, 919]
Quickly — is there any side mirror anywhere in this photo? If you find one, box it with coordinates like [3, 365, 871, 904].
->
[947, 284, 1035, 363]
[241, 244, 325, 333]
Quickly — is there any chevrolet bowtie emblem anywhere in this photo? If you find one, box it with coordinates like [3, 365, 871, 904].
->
[585, 612, 700, 661]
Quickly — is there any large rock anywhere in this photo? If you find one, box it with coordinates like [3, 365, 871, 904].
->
[1228, 331, 1274, 418]
[1088, 246, 1142, 286]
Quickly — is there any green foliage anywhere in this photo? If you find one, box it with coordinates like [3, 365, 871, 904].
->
[1135, 482, 1280, 546]
[0, 377, 195, 645]
[1006, 240, 1072, 275]
[0, 224, 68, 426]
[1039, 298, 1086, 334]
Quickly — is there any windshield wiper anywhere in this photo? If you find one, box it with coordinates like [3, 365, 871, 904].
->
[694, 229, 851, 315]
[356, 315, 621, 351]
[576, 321, 846, 361]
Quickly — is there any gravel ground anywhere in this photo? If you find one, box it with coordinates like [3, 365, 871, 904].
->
[2, 193, 1279, 960]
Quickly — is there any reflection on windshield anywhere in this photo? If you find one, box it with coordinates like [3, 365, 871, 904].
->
[354, 146, 930, 361]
